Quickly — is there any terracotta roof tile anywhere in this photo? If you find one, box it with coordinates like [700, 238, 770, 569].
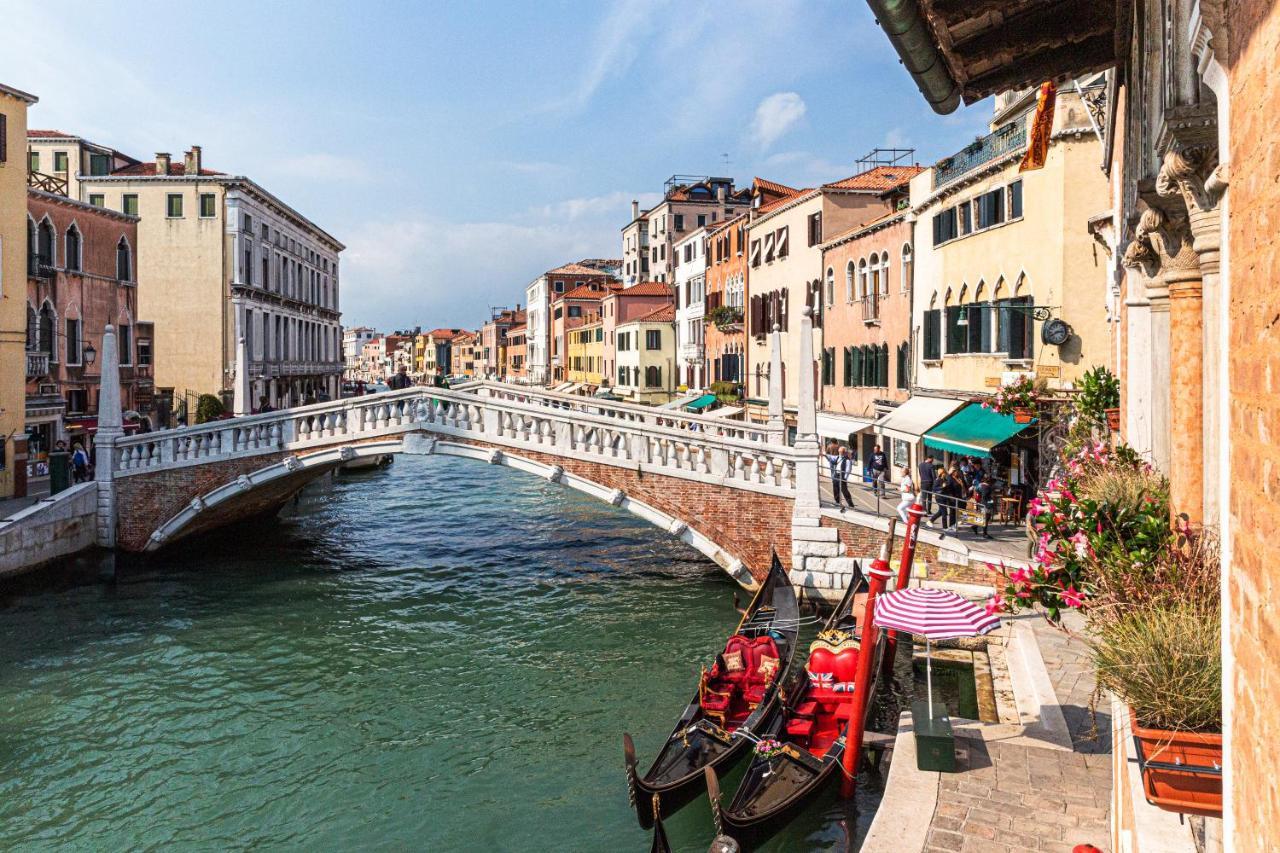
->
[546, 261, 616, 277]
[426, 327, 464, 338]
[110, 161, 226, 177]
[28, 129, 75, 139]
[753, 176, 799, 197]
[617, 281, 673, 297]
[636, 304, 676, 323]
[756, 188, 816, 215]
[561, 284, 615, 300]
[822, 165, 924, 192]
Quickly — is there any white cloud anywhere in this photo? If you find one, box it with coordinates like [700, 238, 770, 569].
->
[750, 92, 807, 150]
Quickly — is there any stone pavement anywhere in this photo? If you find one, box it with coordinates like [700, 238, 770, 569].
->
[921, 619, 1112, 853]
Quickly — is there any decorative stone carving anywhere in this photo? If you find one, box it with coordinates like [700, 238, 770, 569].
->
[609, 488, 625, 506]
[283, 456, 302, 472]
[1157, 144, 1225, 273]
[236, 475, 252, 491]
[338, 446, 356, 461]
[149, 530, 168, 545]
[1121, 204, 1199, 288]
[488, 448, 502, 465]
[189, 497, 205, 513]
[669, 519, 688, 536]
[546, 465, 564, 483]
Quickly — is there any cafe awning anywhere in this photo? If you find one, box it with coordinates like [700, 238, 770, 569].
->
[708, 405, 744, 419]
[874, 396, 967, 444]
[684, 394, 718, 413]
[659, 392, 702, 410]
[923, 404, 1035, 459]
[816, 411, 876, 439]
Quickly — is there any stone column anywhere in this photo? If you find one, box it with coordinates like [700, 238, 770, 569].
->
[793, 307, 821, 513]
[1124, 203, 1204, 521]
[1158, 145, 1227, 522]
[767, 323, 784, 443]
[94, 325, 123, 548]
[233, 333, 250, 416]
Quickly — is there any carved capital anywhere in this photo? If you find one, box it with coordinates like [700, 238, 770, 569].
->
[1123, 202, 1200, 288]
[1157, 144, 1224, 219]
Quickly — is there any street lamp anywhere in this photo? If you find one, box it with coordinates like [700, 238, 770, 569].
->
[83, 342, 97, 366]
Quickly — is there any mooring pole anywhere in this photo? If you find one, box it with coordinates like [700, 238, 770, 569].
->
[881, 500, 925, 683]
[841, 528, 895, 799]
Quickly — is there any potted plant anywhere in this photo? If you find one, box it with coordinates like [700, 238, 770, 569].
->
[705, 305, 743, 331]
[1077, 365, 1121, 431]
[983, 374, 1041, 423]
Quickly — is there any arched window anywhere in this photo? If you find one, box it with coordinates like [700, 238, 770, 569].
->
[880, 252, 890, 296]
[39, 300, 56, 360]
[845, 260, 855, 303]
[901, 243, 913, 294]
[37, 217, 55, 267]
[26, 217, 37, 275]
[26, 303, 38, 350]
[116, 237, 132, 281]
[825, 267, 835, 306]
[858, 258, 869, 300]
[65, 223, 82, 273]
[869, 256, 880, 297]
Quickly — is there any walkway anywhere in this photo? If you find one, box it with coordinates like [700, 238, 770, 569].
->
[922, 615, 1111, 853]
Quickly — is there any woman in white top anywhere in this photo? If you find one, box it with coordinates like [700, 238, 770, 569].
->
[896, 466, 916, 523]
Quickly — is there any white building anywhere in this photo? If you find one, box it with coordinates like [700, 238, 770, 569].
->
[343, 326, 376, 379]
[524, 275, 549, 386]
[673, 227, 708, 390]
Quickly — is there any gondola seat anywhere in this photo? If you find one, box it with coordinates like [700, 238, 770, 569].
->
[786, 715, 817, 739]
[742, 636, 782, 709]
[701, 635, 754, 726]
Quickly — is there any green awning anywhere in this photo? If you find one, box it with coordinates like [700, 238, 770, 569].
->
[684, 394, 718, 412]
[923, 403, 1034, 459]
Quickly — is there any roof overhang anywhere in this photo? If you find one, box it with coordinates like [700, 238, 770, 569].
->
[865, 0, 1129, 114]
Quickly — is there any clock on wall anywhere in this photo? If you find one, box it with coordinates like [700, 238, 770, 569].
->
[1041, 318, 1072, 346]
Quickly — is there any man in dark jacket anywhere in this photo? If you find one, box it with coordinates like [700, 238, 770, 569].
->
[917, 455, 937, 513]
[388, 366, 412, 390]
[869, 445, 888, 496]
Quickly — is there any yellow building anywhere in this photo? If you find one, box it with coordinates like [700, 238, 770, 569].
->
[0, 83, 38, 499]
[566, 319, 603, 389]
[71, 144, 344, 409]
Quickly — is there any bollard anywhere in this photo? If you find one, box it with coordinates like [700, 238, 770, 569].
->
[841, 529, 895, 799]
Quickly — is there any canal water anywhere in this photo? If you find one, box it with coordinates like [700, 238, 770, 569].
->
[0, 455, 887, 851]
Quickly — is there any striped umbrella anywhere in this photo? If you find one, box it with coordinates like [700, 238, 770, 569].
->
[874, 588, 1002, 719]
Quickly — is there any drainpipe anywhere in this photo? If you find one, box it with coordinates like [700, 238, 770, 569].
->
[865, 0, 962, 115]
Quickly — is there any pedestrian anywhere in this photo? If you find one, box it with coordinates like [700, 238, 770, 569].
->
[896, 465, 916, 523]
[869, 444, 888, 497]
[917, 454, 936, 513]
[970, 473, 995, 539]
[834, 446, 855, 510]
[388, 365, 412, 390]
[71, 442, 89, 483]
[258, 395, 275, 414]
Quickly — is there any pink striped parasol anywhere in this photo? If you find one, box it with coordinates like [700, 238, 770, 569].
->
[874, 588, 1002, 718]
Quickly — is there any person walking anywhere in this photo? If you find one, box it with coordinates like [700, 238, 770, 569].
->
[917, 455, 936, 514]
[970, 473, 996, 539]
[388, 365, 412, 390]
[869, 444, 888, 497]
[834, 446, 855, 510]
[71, 442, 90, 484]
[895, 465, 916, 523]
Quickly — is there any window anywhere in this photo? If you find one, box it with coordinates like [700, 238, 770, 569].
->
[697, 214, 706, 227]
[29, 151, 39, 171]
[243, 240, 253, 285]
[959, 201, 972, 235]
[166, 194, 184, 218]
[824, 268, 835, 306]
[901, 244, 913, 294]
[821, 347, 835, 386]
[568, 305, 582, 318]
[776, 226, 789, 259]
[1008, 180, 1023, 220]
[923, 308, 942, 360]
[36, 218, 54, 267]
[88, 194, 104, 208]
[122, 194, 138, 216]
[137, 338, 153, 366]
[674, 214, 684, 231]
[53, 151, 68, 173]
[932, 207, 957, 245]
[749, 239, 761, 268]
[200, 194, 216, 218]
[807, 212, 822, 246]
[644, 365, 662, 387]
[976, 188, 1006, 229]
[896, 342, 910, 388]
[997, 297, 1034, 360]
[116, 237, 131, 281]
[66, 318, 82, 365]
[118, 323, 132, 365]
[243, 213, 252, 232]
[88, 153, 110, 176]
[645, 329, 661, 350]
[553, 280, 564, 293]
[65, 225, 81, 272]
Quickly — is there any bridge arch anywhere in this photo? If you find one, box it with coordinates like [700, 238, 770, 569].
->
[143, 433, 760, 587]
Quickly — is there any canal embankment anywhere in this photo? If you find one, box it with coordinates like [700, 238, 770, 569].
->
[0, 482, 98, 577]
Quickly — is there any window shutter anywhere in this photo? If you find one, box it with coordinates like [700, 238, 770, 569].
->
[879, 344, 890, 387]
[777, 226, 788, 258]
[0, 114, 7, 163]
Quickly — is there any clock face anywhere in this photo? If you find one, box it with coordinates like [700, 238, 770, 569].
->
[1041, 319, 1071, 346]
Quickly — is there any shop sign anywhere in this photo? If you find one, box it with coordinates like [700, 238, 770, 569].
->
[984, 376, 1002, 387]
[1035, 365, 1061, 378]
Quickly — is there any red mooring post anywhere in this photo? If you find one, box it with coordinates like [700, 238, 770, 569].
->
[841, 529, 896, 799]
[881, 501, 925, 684]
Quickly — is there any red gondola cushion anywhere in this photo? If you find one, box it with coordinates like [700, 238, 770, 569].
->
[786, 716, 816, 738]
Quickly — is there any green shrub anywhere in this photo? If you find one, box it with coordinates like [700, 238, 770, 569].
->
[195, 394, 224, 424]
[1077, 365, 1120, 425]
[1093, 602, 1221, 732]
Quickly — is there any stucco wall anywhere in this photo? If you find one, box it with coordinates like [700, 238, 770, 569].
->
[0, 90, 33, 498]
[0, 482, 99, 576]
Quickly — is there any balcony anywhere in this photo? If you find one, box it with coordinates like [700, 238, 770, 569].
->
[28, 169, 69, 196]
[28, 254, 54, 280]
[934, 117, 1027, 189]
[862, 293, 881, 323]
[26, 352, 50, 378]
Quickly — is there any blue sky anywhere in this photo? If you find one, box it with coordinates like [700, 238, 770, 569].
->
[3, 0, 991, 330]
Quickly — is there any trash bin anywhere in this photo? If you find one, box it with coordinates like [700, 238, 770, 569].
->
[912, 700, 957, 772]
[49, 450, 71, 495]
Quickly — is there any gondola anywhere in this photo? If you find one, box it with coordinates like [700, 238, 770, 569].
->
[708, 570, 884, 849]
[623, 555, 800, 829]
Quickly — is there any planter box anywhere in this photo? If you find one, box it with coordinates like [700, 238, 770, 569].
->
[1013, 407, 1035, 424]
[1130, 709, 1222, 818]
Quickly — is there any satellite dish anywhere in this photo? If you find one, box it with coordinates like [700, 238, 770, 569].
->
[1041, 318, 1072, 346]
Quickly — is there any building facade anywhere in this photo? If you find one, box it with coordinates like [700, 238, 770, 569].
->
[624, 177, 751, 285]
[566, 319, 604, 390]
[601, 282, 674, 390]
[72, 145, 344, 409]
[479, 307, 525, 380]
[25, 129, 137, 201]
[549, 280, 617, 383]
[673, 226, 708, 390]
[613, 304, 675, 404]
[343, 326, 376, 381]
[504, 323, 526, 382]
[704, 214, 748, 388]
[0, 83, 38, 499]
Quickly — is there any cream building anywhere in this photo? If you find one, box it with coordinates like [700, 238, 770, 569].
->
[25, 130, 137, 201]
[909, 86, 1110, 398]
[1, 83, 38, 499]
[614, 304, 675, 404]
[75, 145, 344, 407]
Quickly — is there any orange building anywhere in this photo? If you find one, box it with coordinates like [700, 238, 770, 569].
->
[704, 213, 748, 387]
[504, 323, 526, 381]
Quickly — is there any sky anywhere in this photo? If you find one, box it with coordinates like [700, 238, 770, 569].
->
[2, 0, 992, 331]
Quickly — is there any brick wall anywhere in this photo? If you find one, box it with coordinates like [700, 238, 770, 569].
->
[1228, 1, 1280, 847]
[822, 515, 996, 588]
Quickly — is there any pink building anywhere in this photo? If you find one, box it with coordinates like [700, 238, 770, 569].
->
[600, 282, 674, 390]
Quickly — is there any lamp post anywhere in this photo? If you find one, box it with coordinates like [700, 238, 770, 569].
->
[83, 341, 98, 367]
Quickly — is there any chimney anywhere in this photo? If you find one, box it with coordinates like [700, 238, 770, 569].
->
[516, 302, 521, 311]
[716, 185, 726, 202]
[155, 152, 171, 175]
[631, 200, 640, 220]
[185, 145, 202, 175]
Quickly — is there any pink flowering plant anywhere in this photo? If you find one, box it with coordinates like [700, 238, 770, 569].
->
[983, 374, 1042, 417]
[986, 441, 1174, 623]
[753, 738, 785, 759]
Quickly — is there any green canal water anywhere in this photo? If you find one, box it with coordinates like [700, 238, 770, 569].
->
[0, 456, 887, 851]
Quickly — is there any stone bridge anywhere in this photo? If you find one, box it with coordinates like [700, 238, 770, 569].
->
[88, 313, 999, 600]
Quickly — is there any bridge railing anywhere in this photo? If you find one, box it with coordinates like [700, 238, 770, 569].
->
[110, 386, 802, 494]
[465, 380, 782, 444]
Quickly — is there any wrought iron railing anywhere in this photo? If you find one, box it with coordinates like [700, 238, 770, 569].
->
[862, 292, 880, 322]
[934, 117, 1027, 189]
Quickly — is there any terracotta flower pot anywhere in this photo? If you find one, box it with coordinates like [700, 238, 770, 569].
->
[1012, 407, 1034, 424]
[1129, 709, 1222, 818]
[1105, 408, 1121, 431]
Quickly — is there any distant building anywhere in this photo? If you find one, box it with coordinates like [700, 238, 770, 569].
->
[25, 129, 138, 201]
[614, 303, 676, 404]
[566, 318, 604, 391]
[452, 330, 478, 377]
[673, 226, 709, 390]
[504, 324, 527, 382]
[550, 280, 620, 383]
[704, 213, 749, 389]
[479, 306, 525, 379]
[527, 261, 619, 384]
[600, 282, 674, 392]
[343, 326, 377, 380]
[621, 176, 751, 285]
